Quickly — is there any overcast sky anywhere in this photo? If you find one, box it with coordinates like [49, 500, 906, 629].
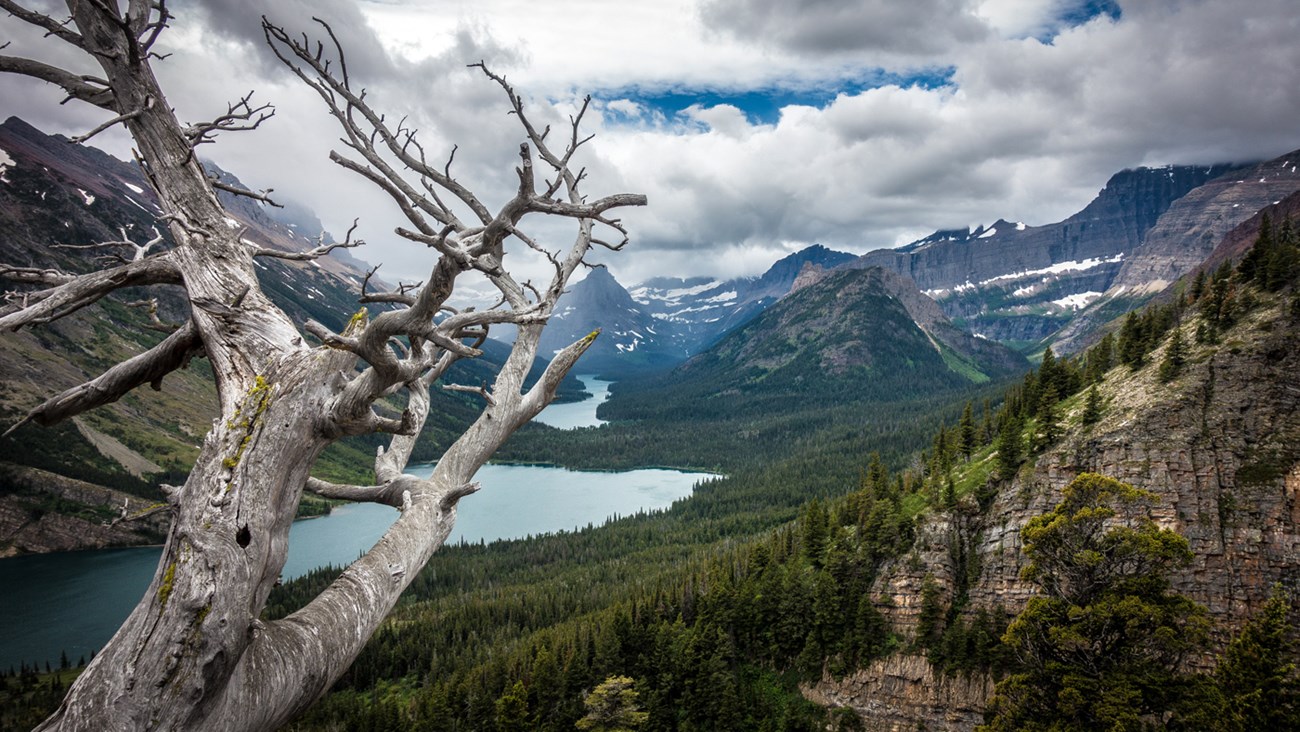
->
[3, 0, 1299, 289]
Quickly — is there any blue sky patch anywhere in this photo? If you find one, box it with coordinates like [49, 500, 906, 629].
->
[597, 67, 956, 126]
[1039, 0, 1122, 41]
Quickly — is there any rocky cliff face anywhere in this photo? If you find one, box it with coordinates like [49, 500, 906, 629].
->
[847, 165, 1231, 345]
[0, 463, 169, 556]
[810, 295, 1300, 729]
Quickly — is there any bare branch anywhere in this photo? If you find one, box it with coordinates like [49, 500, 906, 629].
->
[441, 381, 495, 407]
[1, 264, 74, 287]
[0, 255, 181, 331]
[104, 498, 174, 527]
[0, 1, 85, 48]
[69, 102, 146, 143]
[0, 54, 116, 110]
[51, 225, 167, 262]
[183, 92, 275, 147]
[304, 319, 359, 352]
[2, 320, 202, 438]
[210, 178, 282, 208]
[251, 219, 363, 260]
[124, 297, 174, 332]
[305, 476, 409, 508]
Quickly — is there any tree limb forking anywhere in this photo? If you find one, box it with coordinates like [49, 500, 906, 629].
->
[251, 219, 363, 260]
[0, 1, 86, 48]
[51, 225, 168, 262]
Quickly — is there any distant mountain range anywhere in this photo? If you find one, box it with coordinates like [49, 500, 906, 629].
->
[604, 266, 1027, 425]
[546, 149, 1300, 377]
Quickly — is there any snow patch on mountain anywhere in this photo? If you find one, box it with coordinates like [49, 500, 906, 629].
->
[977, 254, 1125, 287]
[1052, 291, 1103, 310]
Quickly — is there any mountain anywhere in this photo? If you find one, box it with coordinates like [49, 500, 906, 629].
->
[0, 116, 371, 332]
[630, 244, 857, 346]
[536, 265, 686, 374]
[847, 164, 1236, 347]
[604, 267, 1026, 423]
[538, 245, 856, 375]
[1051, 151, 1300, 351]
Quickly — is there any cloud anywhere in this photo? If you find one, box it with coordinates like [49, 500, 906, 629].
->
[700, 0, 990, 57]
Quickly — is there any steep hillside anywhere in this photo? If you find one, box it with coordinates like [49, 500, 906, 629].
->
[849, 164, 1234, 346]
[810, 277, 1300, 729]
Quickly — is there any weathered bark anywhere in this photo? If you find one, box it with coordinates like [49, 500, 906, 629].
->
[0, 3, 644, 730]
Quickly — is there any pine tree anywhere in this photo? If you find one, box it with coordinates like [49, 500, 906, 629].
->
[1238, 212, 1273, 284]
[915, 574, 945, 651]
[1265, 217, 1299, 291]
[1158, 324, 1186, 383]
[576, 676, 648, 732]
[1118, 311, 1146, 368]
[1190, 268, 1208, 301]
[494, 680, 529, 732]
[995, 410, 1024, 481]
[1032, 390, 1059, 451]
[980, 474, 1209, 731]
[1089, 333, 1115, 382]
[529, 646, 563, 731]
[801, 499, 830, 566]
[1038, 347, 1060, 401]
[1081, 384, 1102, 427]
[958, 401, 976, 461]
[1214, 584, 1300, 730]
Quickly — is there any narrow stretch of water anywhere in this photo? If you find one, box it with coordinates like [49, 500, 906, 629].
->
[0, 379, 703, 671]
[533, 374, 611, 429]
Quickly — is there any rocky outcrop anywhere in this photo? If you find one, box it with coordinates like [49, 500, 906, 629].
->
[0, 463, 169, 556]
[811, 296, 1300, 729]
[804, 654, 993, 732]
[1113, 154, 1300, 295]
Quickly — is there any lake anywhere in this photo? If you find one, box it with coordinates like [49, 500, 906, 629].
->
[534, 374, 611, 429]
[0, 377, 703, 670]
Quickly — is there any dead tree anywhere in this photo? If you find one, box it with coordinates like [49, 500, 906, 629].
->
[0, 2, 644, 729]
